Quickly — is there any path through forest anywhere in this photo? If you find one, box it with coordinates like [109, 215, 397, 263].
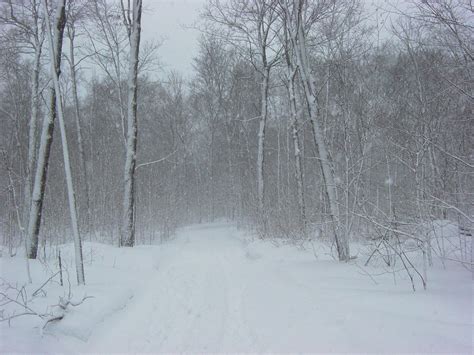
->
[82, 223, 472, 353]
[1, 223, 472, 353]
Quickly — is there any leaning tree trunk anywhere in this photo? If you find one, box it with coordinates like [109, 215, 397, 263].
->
[291, 6, 349, 261]
[68, 27, 91, 237]
[23, 32, 42, 231]
[27, 0, 66, 259]
[282, 11, 307, 235]
[121, 0, 142, 247]
[42, 0, 85, 284]
[283, 20, 307, 233]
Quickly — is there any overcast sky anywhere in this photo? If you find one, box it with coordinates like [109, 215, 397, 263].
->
[138, 0, 394, 78]
[141, 0, 207, 78]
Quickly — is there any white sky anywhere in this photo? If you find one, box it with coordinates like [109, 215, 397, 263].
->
[139, 0, 397, 78]
[141, 0, 207, 78]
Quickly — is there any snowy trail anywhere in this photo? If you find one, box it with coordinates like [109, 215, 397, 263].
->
[86, 223, 260, 352]
[1, 222, 472, 353]
[85, 223, 298, 352]
[80, 222, 472, 353]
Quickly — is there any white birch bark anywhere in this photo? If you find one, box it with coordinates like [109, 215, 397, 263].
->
[23, 4, 43, 231]
[26, 0, 66, 259]
[42, 0, 85, 284]
[288, 66, 307, 232]
[67, 25, 91, 236]
[287, 1, 349, 260]
[284, 20, 307, 233]
[121, 0, 142, 247]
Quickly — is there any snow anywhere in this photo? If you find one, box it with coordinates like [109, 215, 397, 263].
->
[1, 222, 472, 353]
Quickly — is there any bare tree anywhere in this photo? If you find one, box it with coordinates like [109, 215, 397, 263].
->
[282, 0, 350, 260]
[26, 0, 67, 259]
[205, 0, 281, 232]
[85, 0, 129, 146]
[120, 0, 143, 247]
[412, 0, 473, 63]
[42, 0, 85, 284]
[0, 0, 45, 250]
[282, 13, 307, 234]
[65, 0, 90, 236]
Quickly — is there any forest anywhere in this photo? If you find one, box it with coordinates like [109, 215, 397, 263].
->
[0, 0, 472, 353]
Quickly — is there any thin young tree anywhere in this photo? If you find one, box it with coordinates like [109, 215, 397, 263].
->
[120, 0, 143, 247]
[205, 0, 281, 233]
[65, 0, 90, 237]
[86, 0, 129, 147]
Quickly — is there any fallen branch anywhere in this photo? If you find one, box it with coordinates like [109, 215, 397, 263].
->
[43, 294, 94, 329]
[0, 276, 93, 329]
[32, 271, 60, 297]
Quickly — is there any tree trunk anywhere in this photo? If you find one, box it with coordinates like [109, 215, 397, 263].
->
[283, 18, 307, 234]
[257, 67, 270, 232]
[23, 34, 42, 232]
[121, 0, 143, 247]
[292, 6, 349, 261]
[68, 28, 91, 236]
[288, 66, 307, 233]
[43, 0, 85, 284]
[26, 0, 66, 259]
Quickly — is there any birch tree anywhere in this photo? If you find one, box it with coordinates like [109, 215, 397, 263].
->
[282, 11, 306, 234]
[26, 0, 67, 259]
[120, 0, 143, 247]
[24, 3, 43, 234]
[65, 0, 90, 236]
[282, 0, 350, 260]
[41, 0, 85, 284]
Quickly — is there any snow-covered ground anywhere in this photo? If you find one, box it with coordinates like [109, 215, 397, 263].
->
[1, 222, 472, 353]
